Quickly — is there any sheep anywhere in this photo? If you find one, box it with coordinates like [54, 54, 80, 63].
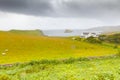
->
[2, 52, 6, 56]
[72, 37, 76, 40]
[1, 49, 8, 56]
[5, 49, 8, 52]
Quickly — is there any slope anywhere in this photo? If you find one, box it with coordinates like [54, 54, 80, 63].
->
[0, 31, 118, 64]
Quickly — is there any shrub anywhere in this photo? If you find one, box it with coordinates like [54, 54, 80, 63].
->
[98, 35, 107, 41]
[85, 36, 102, 44]
[77, 57, 90, 61]
[62, 58, 76, 64]
[117, 50, 120, 56]
[117, 68, 120, 75]
[99, 33, 120, 44]
[113, 45, 118, 49]
[0, 74, 11, 80]
[93, 73, 114, 80]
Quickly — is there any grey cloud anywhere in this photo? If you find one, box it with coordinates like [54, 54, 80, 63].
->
[0, 0, 120, 19]
[0, 0, 54, 16]
[59, 0, 120, 18]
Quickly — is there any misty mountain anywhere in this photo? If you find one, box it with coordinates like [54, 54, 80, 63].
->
[86, 26, 120, 33]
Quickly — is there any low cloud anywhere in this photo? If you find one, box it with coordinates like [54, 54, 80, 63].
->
[0, 0, 120, 19]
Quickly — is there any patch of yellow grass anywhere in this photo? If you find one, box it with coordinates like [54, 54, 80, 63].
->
[0, 32, 117, 64]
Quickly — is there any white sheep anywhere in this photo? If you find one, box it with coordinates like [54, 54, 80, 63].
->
[2, 53, 6, 56]
[5, 49, 8, 52]
[72, 37, 76, 40]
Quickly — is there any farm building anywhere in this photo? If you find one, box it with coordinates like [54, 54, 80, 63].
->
[80, 32, 101, 38]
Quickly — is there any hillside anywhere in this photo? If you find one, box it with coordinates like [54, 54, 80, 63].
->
[0, 31, 118, 64]
[86, 26, 120, 33]
[4, 29, 44, 36]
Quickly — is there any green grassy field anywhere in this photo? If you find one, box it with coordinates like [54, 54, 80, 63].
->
[9, 29, 44, 36]
[0, 31, 118, 64]
[0, 30, 120, 80]
[0, 56, 120, 80]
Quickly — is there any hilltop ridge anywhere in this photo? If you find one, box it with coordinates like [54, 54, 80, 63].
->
[0, 29, 44, 36]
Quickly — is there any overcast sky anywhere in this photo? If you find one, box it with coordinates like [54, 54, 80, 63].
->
[0, 0, 120, 30]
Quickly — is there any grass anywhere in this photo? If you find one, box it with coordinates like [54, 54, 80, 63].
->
[0, 31, 120, 80]
[9, 29, 44, 36]
[0, 56, 120, 80]
[0, 31, 118, 64]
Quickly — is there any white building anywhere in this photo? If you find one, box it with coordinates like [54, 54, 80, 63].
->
[80, 32, 101, 38]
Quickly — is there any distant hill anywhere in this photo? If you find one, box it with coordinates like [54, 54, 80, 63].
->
[86, 26, 120, 33]
[8, 29, 44, 36]
[3, 26, 119, 37]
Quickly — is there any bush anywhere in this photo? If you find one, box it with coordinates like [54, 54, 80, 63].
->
[113, 45, 118, 49]
[93, 73, 114, 80]
[117, 50, 120, 56]
[99, 33, 120, 44]
[77, 57, 90, 61]
[62, 58, 76, 64]
[117, 68, 120, 75]
[98, 35, 107, 41]
[85, 36, 102, 44]
[0, 74, 11, 80]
